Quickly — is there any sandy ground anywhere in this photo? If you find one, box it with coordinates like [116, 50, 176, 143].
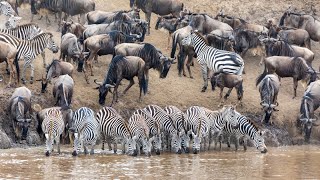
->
[1, 0, 320, 144]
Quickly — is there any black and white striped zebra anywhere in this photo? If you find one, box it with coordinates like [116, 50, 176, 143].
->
[185, 106, 211, 154]
[143, 105, 182, 154]
[70, 107, 100, 156]
[132, 108, 162, 155]
[181, 31, 244, 92]
[128, 113, 154, 156]
[0, 1, 16, 17]
[164, 105, 190, 153]
[41, 108, 65, 156]
[218, 111, 268, 153]
[96, 107, 138, 156]
[0, 32, 59, 84]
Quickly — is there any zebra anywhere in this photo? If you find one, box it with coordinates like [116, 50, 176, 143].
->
[0, 32, 59, 84]
[132, 108, 162, 155]
[217, 111, 268, 153]
[143, 105, 182, 154]
[70, 107, 100, 156]
[0, 1, 16, 17]
[96, 106, 138, 156]
[181, 31, 244, 92]
[185, 106, 211, 154]
[41, 108, 65, 156]
[164, 105, 190, 153]
[4, 15, 21, 29]
[128, 113, 154, 156]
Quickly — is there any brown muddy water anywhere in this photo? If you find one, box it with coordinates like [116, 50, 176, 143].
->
[0, 145, 320, 179]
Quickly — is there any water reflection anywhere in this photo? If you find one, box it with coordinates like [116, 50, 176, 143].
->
[0, 146, 320, 179]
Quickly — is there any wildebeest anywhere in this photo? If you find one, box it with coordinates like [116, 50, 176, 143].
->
[215, 11, 268, 34]
[257, 56, 317, 98]
[269, 27, 311, 49]
[60, 33, 82, 62]
[0, 41, 18, 85]
[205, 33, 234, 51]
[61, 21, 86, 40]
[83, 20, 147, 42]
[52, 74, 74, 108]
[155, 15, 189, 48]
[279, 10, 320, 43]
[94, 55, 147, 106]
[256, 74, 280, 124]
[130, 0, 184, 34]
[210, 73, 244, 107]
[36, 59, 74, 93]
[8, 86, 32, 143]
[114, 42, 176, 92]
[297, 80, 320, 143]
[262, 39, 315, 65]
[86, 9, 140, 24]
[170, 25, 195, 78]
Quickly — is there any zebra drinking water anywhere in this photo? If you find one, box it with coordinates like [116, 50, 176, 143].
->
[181, 31, 244, 92]
[41, 108, 65, 156]
[96, 107, 138, 156]
[70, 107, 100, 156]
[0, 1, 16, 17]
[0, 32, 59, 84]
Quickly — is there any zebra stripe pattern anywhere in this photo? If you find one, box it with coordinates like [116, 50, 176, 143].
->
[128, 113, 153, 156]
[71, 107, 100, 156]
[0, 1, 16, 17]
[220, 111, 268, 153]
[41, 108, 65, 156]
[0, 32, 58, 83]
[0, 23, 43, 40]
[164, 105, 190, 153]
[132, 109, 162, 155]
[181, 31, 244, 91]
[143, 105, 182, 154]
[96, 107, 138, 156]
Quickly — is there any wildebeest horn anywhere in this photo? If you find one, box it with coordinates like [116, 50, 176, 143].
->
[94, 79, 102, 85]
[104, 84, 115, 88]
[260, 102, 268, 107]
[26, 119, 32, 123]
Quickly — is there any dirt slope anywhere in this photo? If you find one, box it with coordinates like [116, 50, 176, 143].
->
[0, 0, 320, 145]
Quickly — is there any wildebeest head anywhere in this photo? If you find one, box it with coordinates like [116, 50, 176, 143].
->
[36, 74, 49, 93]
[158, 51, 176, 78]
[75, 52, 90, 72]
[299, 95, 319, 143]
[94, 79, 115, 105]
[5, 15, 22, 29]
[260, 101, 278, 124]
[132, 19, 148, 42]
[11, 97, 32, 141]
[61, 21, 72, 37]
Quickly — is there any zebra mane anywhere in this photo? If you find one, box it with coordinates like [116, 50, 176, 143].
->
[123, 119, 134, 138]
[193, 31, 208, 45]
[14, 22, 39, 29]
[30, 32, 52, 40]
[246, 117, 260, 131]
[197, 115, 202, 135]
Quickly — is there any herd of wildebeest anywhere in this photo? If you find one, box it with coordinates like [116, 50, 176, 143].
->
[1, 0, 320, 156]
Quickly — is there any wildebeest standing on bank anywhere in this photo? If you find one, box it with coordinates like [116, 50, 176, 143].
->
[130, 0, 184, 34]
[114, 43, 176, 92]
[36, 59, 74, 93]
[256, 74, 280, 124]
[297, 80, 320, 143]
[279, 10, 320, 43]
[257, 56, 317, 98]
[94, 55, 147, 106]
[269, 27, 311, 49]
[7, 86, 32, 143]
[60, 33, 83, 62]
[0, 41, 18, 85]
[86, 9, 140, 25]
[52, 74, 74, 108]
[210, 73, 244, 107]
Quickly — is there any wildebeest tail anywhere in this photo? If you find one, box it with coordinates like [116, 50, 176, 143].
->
[14, 53, 20, 83]
[256, 64, 267, 86]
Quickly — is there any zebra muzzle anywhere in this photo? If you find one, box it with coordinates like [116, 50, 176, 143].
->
[72, 151, 78, 156]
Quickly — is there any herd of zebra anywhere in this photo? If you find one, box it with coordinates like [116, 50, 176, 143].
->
[1, 0, 320, 156]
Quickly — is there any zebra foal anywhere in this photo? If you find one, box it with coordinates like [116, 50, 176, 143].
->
[181, 31, 244, 92]
[41, 108, 65, 156]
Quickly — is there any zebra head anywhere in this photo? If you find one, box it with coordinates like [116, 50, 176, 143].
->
[152, 134, 162, 155]
[44, 133, 53, 156]
[28, 24, 43, 40]
[253, 130, 268, 153]
[221, 105, 239, 128]
[180, 132, 190, 153]
[72, 133, 81, 156]
[5, 15, 21, 29]
[191, 132, 201, 154]
[181, 32, 194, 47]
[126, 136, 138, 156]
[45, 33, 59, 53]
[171, 133, 182, 154]
[141, 137, 153, 156]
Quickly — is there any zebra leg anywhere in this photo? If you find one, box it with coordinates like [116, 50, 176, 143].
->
[113, 142, 117, 154]
[84, 145, 89, 155]
[41, 52, 46, 68]
[30, 63, 35, 84]
[94, 55, 98, 64]
[227, 136, 231, 148]
[235, 136, 239, 151]
[90, 145, 95, 155]
[200, 66, 208, 92]
[243, 136, 248, 151]
[21, 62, 28, 84]
[56, 137, 61, 154]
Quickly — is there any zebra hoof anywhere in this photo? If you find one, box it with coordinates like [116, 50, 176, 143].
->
[176, 149, 182, 154]
[155, 150, 161, 155]
[72, 151, 77, 156]
[45, 151, 50, 156]
[184, 147, 190, 153]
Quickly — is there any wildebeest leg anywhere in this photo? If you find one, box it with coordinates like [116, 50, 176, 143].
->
[243, 136, 247, 151]
[293, 78, 298, 99]
[94, 55, 98, 63]
[111, 84, 119, 106]
[82, 64, 90, 84]
[186, 54, 194, 78]
[218, 87, 224, 107]
[145, 12, 151, 35]
[224, 88, 233, 100]
[41, 52, 46, 68]
[122, 79, 134, 95]
[200, 65, 208, 92]
[144, 69, 149, 93]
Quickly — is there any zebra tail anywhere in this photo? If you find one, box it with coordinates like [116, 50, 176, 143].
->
[256, 65, 267, 87]
[14, 53, 20, 83]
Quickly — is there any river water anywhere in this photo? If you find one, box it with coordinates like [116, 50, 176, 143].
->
[0, 145, 319, 179]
